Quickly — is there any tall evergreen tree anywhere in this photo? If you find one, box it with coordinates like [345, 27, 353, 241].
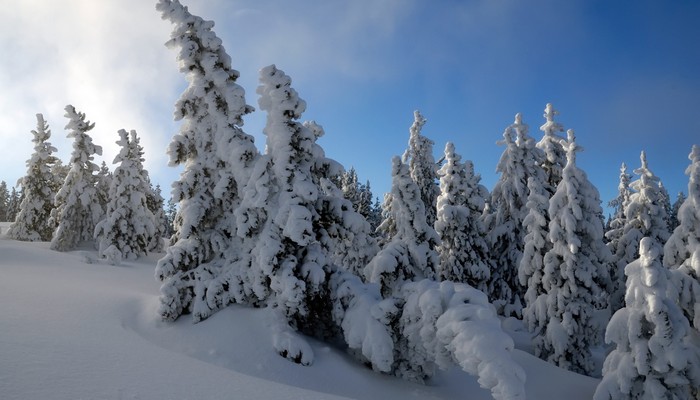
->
[595, 238, 700, 400]
[95, 161, 112, 221]
[669, 191, 686, 233]
[434, 142, 490, 292]
[154, 0, 259, 322]
[94, 129, 158, 263]
[658, 181, 673, 233]
[537, 130, 611, 375]
[613, 152, 670, 282]
[536, 103, 566, 191]
[606, 162, 634, 312]
[364, 156, 439, 297]
[50, 105, 103, 252]
[403, 110, 439, 226]
[7, 187, 22, 222]
[7, 114, 59, 241]
[664, 145, 700, 332]
[0, 181, 9, 221]
[148, 183, 167, 252]
[519, 176, 552, 337]
[484, 113, 540, 315]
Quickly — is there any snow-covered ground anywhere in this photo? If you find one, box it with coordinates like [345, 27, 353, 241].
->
[0, 222, 600, 400]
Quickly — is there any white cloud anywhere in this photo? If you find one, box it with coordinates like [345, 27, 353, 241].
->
[0, 0, 182, 188]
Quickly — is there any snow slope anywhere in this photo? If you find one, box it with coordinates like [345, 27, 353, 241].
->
[0, 222, 599, 399]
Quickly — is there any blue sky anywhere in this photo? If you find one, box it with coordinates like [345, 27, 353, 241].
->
[1, 0, 698, 214]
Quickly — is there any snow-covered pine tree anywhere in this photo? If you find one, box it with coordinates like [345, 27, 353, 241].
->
[434, 142, 490, 292]
[403, 110, 439, 226]
[232, 65, 380, 359]
[613, 152, 670, 294]
[95, 161, 111, 221]
[364, 156, 440, 297]
[659, 181, 673, 234]
[605, 162, 634, 313]
[669, 191, 686, 232]
[164, 196, 177, 238]
[94, 129, 159, 263]
[0, 181, 9, 221]
[519, 176, 551, 337]
[536, 103, 566, 191]
[7, 114, 59, 241]
[595, 237, 700, 400]
[7, 186, 22, 222]
[49, 105, 103, 252]
[484, 113, 540, 316]
[358, 180, 379, 231]
[154, 0, 258, 322]
[341, 167, 361, 209]
[50, 159, 69, 194]
[538, 129, 611, 375]
[147, 183, 167, 252]
[664, 145, 700, 332]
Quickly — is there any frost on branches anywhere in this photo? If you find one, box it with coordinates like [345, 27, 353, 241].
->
[595, 238, 700, 400]
[94, 129, 159, 264]
[154, 0, 258, 322]
[50, 105, 104, 252]
[7, 114, 59, 241]
[364, 156, 439, 297]
[538, 130, 611, 375]
[435, 142, 490, 292]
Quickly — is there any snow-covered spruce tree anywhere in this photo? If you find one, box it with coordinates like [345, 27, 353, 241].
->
[664, 145, 700, 331]
[364, 156, 439, 297]
[435, 142, 490, 292]
[6, 187, 22, 222]
[341, 167, 361, 208]
[403, 110, 440, 226]
[49, 105, 103, 252]
[669, 191, 686, 233]
[605, 162, 634, 313]
[0, 181, 8, 221]
[536, 103, 566, 191]
[95, 161, 111, 220]
[94, 129, 158, 263]
[147, 183, 167, 252]
[518, 176, 552, 337]
[154, 0, 258, 322]
[595, 237, 700, 400]
[164, 196, 177, 238]
[613, 152, 670, 294]
[231, 65, 382, 362]
[483, 113, 541, 316]
[659, 181, 673, 233]
[537, 129, 611, 375]
[7, 114, 59, 241]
